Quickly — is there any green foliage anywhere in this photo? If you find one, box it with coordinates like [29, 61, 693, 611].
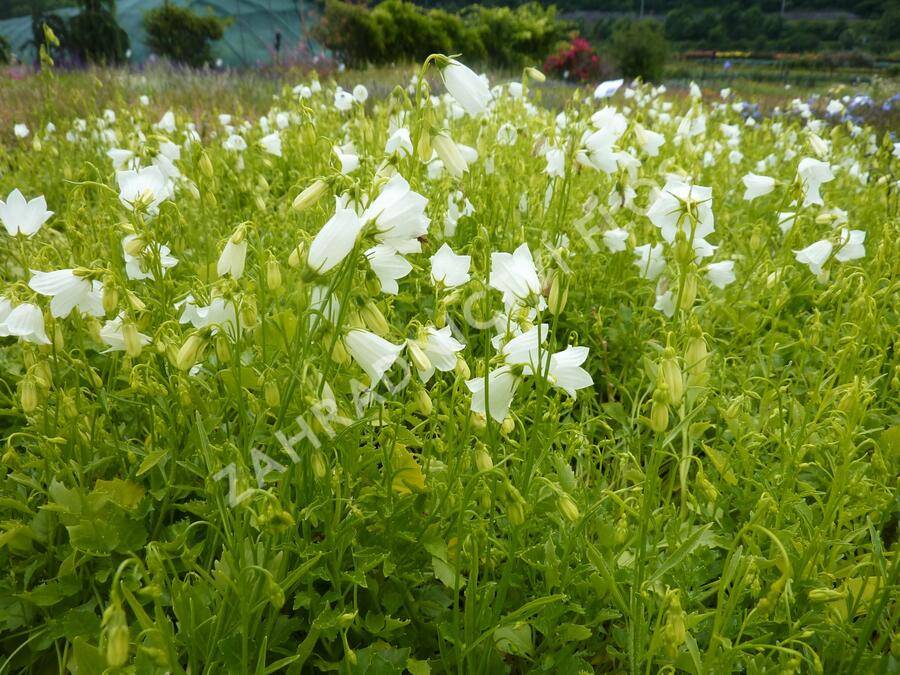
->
[0, 34, 10, 64]
[66, 7, 128, 65]
[316, 0, 565, 68]
[465, 3, 568, 68]
[143, 4, 231, 68]
[611, 19, 668, 82]
[314, 0, 386, 67]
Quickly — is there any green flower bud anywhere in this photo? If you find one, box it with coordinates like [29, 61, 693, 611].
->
[474, 444, 493, 472]
[266, 257, 282, 290]
[20, 376, 39, 413]
[558, 494, 580, 522]
[123, 321, 143, 358]
[264, 380, 280, 408]
[292, 179, 327, 211]
[360, 301, 389, 336]
[199, 151, 214, 178]
[176, 333, 207, 371]
[650, 386, 669, 433]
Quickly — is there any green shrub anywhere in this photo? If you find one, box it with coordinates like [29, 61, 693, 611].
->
[315, 0, 563, 69]
[372, 0, 444, 63]
[465, 3, 568, 68]
[0, 34, 10, 64]
[610, 19, 667, 82]
[67, 3, 128, 65]
[427, 8, 485, 63]
[314, 0, 385, 67]
[143, 4, 231, 68]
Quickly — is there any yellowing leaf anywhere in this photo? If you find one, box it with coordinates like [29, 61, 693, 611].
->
[390, 447, 426, 495]
[94, 478, 145, 509]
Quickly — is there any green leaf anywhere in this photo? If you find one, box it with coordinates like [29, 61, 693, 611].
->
[432, 557, 466, 589]
[94, 478, 145, 509]
[556, 623, 592, 642]
[68, 637, 107, 674]
[493, 622, 533, 656]
[406, 657, 431, 675]
[137, 449, 168, 476]
[647, 523, 714, 586]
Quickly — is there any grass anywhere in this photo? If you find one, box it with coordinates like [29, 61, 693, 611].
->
[0, 58, 897, 673]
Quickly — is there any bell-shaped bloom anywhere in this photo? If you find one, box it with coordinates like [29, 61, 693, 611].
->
[217, 236, 248, 280]
[157, 111, 176, 133]
[345, 328, 404, 385]
[14, 123, 30, 139]
[742, 173, 776, 201]
[548, 346, 593, 398]
[794, 239, 833, 275]
[260, 132, 282, 157]
[365, 244, 412, 294]
[797, 158, 835, 207]
[178, 295, 237, 335]
[99, 315, 151, 353]
[778, 212, 797, 235]
[410, 326, 465, 382]
[430, 243, 471, 288]
[122, 235, 178, 280]
[385, 128, 413, 157]
[634, 123, 665, 157]
[309, 285, 341, 331]
[633, 243, 666, 280]
[29, 269, 104, 319]
[576, 128, 618, 174]
[0, 303, 50, 344]
[654, 288, 675, 318]
[490, 244, 541, 305]
[352, 84, 369, 103]
[362, 174, 430, 254]
[593, 79, 623, 99]
[334, 89, 354, 111]
[432, 133, 469, 178]
[603, 228, 629, 253]
[441, 59, 491, 117]
[496, 123, 517, 146]
[107, 148, 136, 170]
[223, 135, 247, 152]
[706, 260, 736, 289]
[466, 366, 520, 422]
[117, 165, 173, 216]
[501, 323, 548, 374]
[545, 148, 566, 177]
[334, 144, 359, 174]
[308, 198, 365, 274]
[834, 228, 865, 262]
[0, 189, 54, 238]
[647, 180, 715, 244]
[444, 190, 475, 237]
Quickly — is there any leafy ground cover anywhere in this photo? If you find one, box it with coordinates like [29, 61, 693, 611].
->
[0, 58, 898, 673]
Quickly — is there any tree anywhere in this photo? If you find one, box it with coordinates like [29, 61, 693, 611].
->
[67, 0, 128, 64]
[143, 4, 231, 68]
[610, 19, 667, 82]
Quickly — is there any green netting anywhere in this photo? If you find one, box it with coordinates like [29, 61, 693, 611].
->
[0, 0, 321, 67]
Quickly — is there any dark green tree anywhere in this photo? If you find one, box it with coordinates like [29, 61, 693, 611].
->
[143, 4, 231, 68]
[67, 0, 128, 64]
[611, 19, 667, 81]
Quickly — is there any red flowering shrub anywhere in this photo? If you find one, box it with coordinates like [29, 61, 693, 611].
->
[544, 35, 610, 83]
